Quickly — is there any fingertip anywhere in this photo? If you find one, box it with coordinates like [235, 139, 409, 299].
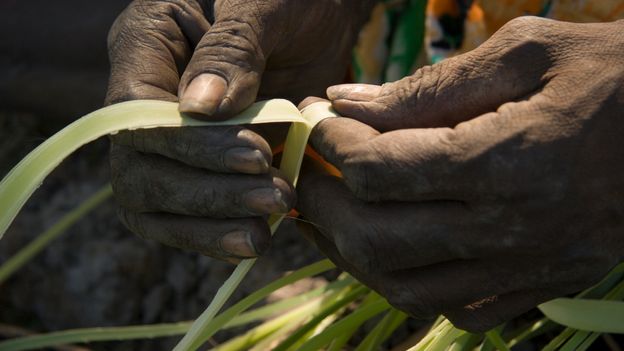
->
[272, 175, 297, 211]
[330, 98, 365, 117]
[327, 84, 381, 102]
[219, 230, 260, 258]
[179, 73, 228, 118]
[326, 84, 350, 100]
[223, 147, 271, 174]
[298, 96, 328, 110]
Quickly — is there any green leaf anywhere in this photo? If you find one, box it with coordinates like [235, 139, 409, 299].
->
[0, 185, 112, 284]
[297, 298, 391, 351]
[539, 298, 624, 333]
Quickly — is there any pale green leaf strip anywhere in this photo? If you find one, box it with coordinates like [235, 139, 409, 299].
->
[377, 310, 409, 345]
[297, 299, 391, 351]
[213, 298, 322, 351]
[506, 318, 555, 348]
[538, 262, 624, 333]
[538, 298, 624, 333]
[355, 309, 397, 351]
[216, 278, 357, 351]
[484, 330, 510, 351]
[0, 323, 192, 351]
[409, 319, 453, 351]
[448, 333, 483, 351]
[327, 292, 390, 351]
[180, 258, 257, 351]
[273, 284, 369, 351]
[0, 184, 112, 284]
[179, 260, 335, 350]
[559, 330, 592, 351]
[228, 276, 353, 327]
[425, 324, 465, 351]
[575, 332, 601, 351]
[542, 327, 577, 351]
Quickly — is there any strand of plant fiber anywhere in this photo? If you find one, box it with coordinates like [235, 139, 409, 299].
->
[0, 184, 112, 284]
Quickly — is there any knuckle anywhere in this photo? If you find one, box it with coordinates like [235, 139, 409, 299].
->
[194, 185, 221, 216]
[497, 16, 546, 39]
[486, 17, 552, 63]
[167, 128, 197, 159]
[193, 19, 264, 72]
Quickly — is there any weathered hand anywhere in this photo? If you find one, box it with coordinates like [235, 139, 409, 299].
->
[107, 0, 375, 261]
[297, 17, 624, 331]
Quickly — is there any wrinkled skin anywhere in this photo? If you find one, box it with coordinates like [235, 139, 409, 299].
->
[297, 17, 624, 332]
[107, 0, 376, 262]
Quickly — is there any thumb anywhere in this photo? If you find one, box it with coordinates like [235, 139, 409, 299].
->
[327, 22, 553, 131]
[178, 7, 278, 120]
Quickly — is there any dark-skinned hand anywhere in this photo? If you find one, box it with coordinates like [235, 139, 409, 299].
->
[106, 0, 376, 262]
[297, 17, 624, 332]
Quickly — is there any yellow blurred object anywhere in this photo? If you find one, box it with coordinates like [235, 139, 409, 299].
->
[354, 0, 624, 82]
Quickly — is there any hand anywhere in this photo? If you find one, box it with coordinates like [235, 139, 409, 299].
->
[106, 0, 376, 261]
[297, 17, 624, 331]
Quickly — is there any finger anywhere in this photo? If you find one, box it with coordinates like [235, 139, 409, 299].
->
[111, 125, 272, 174]
[311, 91, 555, 201]
[110, 144, 295, 217]
[106, 0, 210, 104]
[298, 97, 329, 110]
[177, 2, 281, 119]
[309, 117, 467, 201]
[326, 18, 554, 131]
[118, 207, 270, 260]
[297, 170, 491, 273]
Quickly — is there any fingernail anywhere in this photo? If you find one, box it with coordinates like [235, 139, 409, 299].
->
[224, 147, 270, 174]
[219, 230, 257, 257]
[327, 84, 382, 101]
[179, 73, 227, 116]
[244, 187, 290, 214]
